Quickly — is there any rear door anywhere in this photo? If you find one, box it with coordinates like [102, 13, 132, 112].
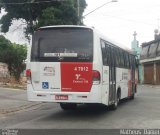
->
[31, 27, 93, 92]
[101, 41, 116, 104]
[109, 46, 116, 104]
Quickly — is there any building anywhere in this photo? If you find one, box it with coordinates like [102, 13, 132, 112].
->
[140, 31, 160, 84]
[131, 31, 143, 83]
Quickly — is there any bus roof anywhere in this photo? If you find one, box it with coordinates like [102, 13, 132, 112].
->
[38, 25, 93, 30]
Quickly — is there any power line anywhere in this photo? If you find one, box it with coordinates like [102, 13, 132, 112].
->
[101, 14, 157, 26]
[86, 12, 157, 27]
[0, 0, 62, 5]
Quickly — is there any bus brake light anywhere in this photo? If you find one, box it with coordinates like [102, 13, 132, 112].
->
[26, 69, 32, 83]
[92, 70, 100, 84]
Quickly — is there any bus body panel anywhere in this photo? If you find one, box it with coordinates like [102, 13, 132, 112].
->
[27, 63, 102, 103]
[101, 66, 110, 105]
[27, 87, 102, 103]
[30, 62, 61, 92]
[116, 68, 130, 99]
[27, 27, 103, 104]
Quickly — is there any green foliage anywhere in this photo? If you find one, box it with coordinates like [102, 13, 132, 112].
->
[0, 0, 87, 36]
[37, 3, 78, 27]
[0, 36, 27, 81]
[0, 35, 11, 61]
[4, 44, 27, 81]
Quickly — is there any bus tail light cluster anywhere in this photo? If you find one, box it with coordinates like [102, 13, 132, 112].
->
[26, 69, 32, 83]
[92, 70, 101, 84]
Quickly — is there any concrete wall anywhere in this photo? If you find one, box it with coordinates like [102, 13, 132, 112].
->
[0, 62, 9, 77]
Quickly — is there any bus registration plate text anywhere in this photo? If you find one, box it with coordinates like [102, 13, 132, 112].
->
[55, 95, 68, 100]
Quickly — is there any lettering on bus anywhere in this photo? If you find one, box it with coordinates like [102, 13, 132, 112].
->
[73, 66, 90, 84]
[122, 72, 128, 80]
[44, 53, 77, 57]
[73, 73, 89, 84]
[74, 66, 89, 72]
[43, 66, 55, 76]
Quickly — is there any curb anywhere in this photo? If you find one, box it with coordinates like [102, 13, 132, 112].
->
[141, 85, 160, 89]
[0, 86, 26, 91]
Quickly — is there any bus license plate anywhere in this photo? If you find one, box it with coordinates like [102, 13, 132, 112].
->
[55, 95, 68, 100]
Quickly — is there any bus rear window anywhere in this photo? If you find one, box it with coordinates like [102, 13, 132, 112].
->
[31, 28, 93, 62]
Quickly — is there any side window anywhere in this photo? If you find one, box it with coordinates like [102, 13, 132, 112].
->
[128, 54, 130, 68]
[105, 43, 110, 66]
[115, 48, 120, 67]
[128, 54, 131, 68]
[101, 41, 107, 65]
[110, 46, 115, 66]
[131, 55, 135, 69]
[101, 40, 110, 66]
[119, 49, 123, 67]
[125, 52, 129, 68]
[123, 51, 126, 68]
[117, 49, 122, 67]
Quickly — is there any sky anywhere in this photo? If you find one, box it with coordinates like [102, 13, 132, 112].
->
[84, 0, 160, 48]
[1, 0, 160, 49]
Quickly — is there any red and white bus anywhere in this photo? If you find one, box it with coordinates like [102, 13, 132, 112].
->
[26, 25, 137, 110]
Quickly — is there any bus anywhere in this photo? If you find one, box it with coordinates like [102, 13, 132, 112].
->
[26, 25, 137, 110]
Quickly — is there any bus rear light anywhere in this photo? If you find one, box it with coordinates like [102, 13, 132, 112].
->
[26, 69, 32, 83]
[92, 70, 101, 84]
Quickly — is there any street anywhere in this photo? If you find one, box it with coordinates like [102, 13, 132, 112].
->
[0, 85, 160, 129]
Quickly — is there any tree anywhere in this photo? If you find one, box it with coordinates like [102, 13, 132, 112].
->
[0, 0, 87, 38]
[0, 35, 11, 62]
[0, 36, 27, 81]
[3, 43, 27, 81]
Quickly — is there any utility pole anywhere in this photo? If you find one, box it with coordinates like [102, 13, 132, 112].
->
[77, 0, 80, 17]
[77, 0, 80, 25]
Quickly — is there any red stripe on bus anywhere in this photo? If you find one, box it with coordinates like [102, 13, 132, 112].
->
[61, 62, 93, 92]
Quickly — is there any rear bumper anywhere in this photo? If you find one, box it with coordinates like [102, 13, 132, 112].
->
[27, 84, 102, 104]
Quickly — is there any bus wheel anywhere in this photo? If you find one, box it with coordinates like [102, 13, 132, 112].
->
[60, 103, 77, 110]
[109, 94, 119, 110]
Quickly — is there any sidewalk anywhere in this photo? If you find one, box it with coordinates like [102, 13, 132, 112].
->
[0, 87, 41, 116]
[140, 84, 160, 89]
[0, 82, 26, 90]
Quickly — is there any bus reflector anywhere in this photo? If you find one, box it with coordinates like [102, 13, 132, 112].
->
[92, 70, 100, 84]
[26, 69, 31, 83]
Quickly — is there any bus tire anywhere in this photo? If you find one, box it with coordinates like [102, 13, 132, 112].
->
[130, 86, 135, 100]
[60, 103, 77, 110]
[109, 92, 120, 110]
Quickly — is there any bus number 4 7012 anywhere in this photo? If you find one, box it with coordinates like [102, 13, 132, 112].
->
[74, 67, 89, 72]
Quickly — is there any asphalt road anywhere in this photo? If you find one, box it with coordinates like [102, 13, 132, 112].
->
[0, 85, 160, 129]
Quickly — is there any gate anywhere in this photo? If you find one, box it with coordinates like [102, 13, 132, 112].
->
[144, 64, 154, 84]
